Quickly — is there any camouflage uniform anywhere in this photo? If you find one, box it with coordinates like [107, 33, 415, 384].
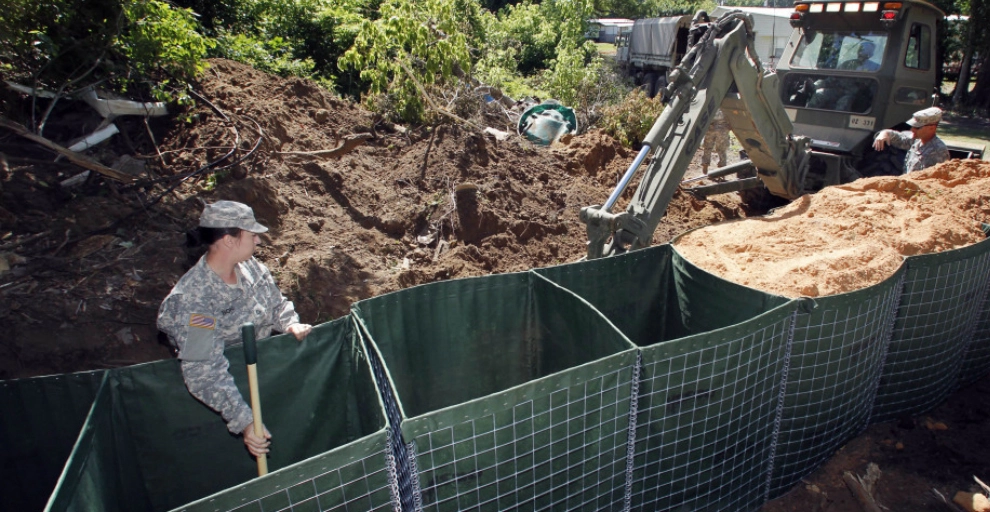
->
[157, 255, 299, 435]
[874, 107, 950, 173]
[877, 130, 949, 173]
[702, 109, 731, 171]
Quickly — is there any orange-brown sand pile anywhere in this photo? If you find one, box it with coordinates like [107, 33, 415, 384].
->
[673, 159, 990, 297]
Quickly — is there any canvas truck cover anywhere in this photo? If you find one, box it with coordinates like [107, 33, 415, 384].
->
[628, 16, 691, 68]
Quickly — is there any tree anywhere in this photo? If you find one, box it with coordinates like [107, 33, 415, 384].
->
[960, 0, 990, 111]
[339, 0, 484, 122]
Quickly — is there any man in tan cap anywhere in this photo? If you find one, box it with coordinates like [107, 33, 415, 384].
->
[158, 200, 312, 458]
[872, 106, 950, 173]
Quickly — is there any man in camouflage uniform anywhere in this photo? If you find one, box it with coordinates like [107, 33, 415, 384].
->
[701, 109, 731, 175]
[872, 106, 950, 173]
[158, 201, 311, 457]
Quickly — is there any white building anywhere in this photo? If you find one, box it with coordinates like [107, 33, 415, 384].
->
[711, 6, 793, 68]
[587, 18, 635, 44]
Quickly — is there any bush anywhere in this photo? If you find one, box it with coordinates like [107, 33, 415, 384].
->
[212, 32, 316, 78]
[0, 0, 212, 106]
[598, 89, 667, 147]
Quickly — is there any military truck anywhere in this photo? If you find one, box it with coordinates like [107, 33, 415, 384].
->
[614, 15, 693, 97]
[582, 1, 984, 260]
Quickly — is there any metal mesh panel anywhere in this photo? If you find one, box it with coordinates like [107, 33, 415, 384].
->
[768, 278, 902, 497]
[355, 316, 417, 512]
[871, 248, 990, 422]
[629, 305, 796, 512]
[957, 274, 990, 387]
[175, 440, 395, 512]
[408, 360, 636, 512]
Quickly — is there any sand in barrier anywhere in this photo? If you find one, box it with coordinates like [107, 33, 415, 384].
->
[673, 159, 990, 297]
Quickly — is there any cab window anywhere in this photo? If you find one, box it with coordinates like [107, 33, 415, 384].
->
[782, 73, 878, 114]
[790, 31, 886, 72]
[904, 24, 931, 69]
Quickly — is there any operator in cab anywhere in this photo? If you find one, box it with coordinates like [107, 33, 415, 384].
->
[872, 107, 950, 173]
[158, 200, 312, 458]
[838, 41, 880, 72]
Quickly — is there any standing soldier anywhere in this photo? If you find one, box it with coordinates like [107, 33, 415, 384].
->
[158, 200, 312, 458]
[702, 109, 731, 175]
[872, 106, 950, 173]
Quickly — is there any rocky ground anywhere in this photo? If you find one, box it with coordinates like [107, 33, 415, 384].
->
[0, 59, 986, 511]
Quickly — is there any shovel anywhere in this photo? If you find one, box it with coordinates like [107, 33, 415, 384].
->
[242, 323, 267, 476]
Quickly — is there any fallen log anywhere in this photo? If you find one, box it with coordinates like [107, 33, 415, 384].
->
[0, 116, 135, 183]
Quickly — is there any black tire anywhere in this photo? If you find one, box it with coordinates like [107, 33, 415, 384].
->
[644, 73, 659, 98]
[736, 166, 788, 214]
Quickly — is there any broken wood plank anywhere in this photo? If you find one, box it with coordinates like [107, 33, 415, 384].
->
[843, 471, 884, 512]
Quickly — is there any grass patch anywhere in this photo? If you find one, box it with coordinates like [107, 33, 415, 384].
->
[595, 41, 617, 56]
[938, 113, 990, 158]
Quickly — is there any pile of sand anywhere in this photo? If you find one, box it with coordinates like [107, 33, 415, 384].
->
[673, 159, 990, 297]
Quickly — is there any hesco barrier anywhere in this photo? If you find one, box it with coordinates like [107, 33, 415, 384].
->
[3, 237, 990, 512]
[36, 317, 395, 512]
[351, 272, 640, 512]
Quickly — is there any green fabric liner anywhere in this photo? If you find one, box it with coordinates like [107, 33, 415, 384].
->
[0, 369, 106, 512]
[174, 432, 391, 512]
[45, 373, 137, 512]
[671, 224, 792, 334]
[960, 288, 990, 386]
[631, 301, 798, 512]
[404, 351, 638, 512]
[533, 245, 677, 345]
[872, 234, 990, 422]
[44, 317, 389, 512]
[351, 271, 637, 420]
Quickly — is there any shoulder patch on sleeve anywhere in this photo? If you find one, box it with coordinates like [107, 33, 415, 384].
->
[189, 313, 216, 330]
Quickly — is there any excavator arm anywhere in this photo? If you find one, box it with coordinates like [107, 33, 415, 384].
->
[580, 11, 812, 259]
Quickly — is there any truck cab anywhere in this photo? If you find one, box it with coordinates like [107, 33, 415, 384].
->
[775, 0, 942, 161]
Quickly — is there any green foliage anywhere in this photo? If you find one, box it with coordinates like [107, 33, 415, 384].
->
[118, 0, 214, 99]
[475, 0, 603, 104]
[598, 88, 666, 147]
[0, 0, 211, 105]
[191, 0, 371, 93]
[339, 0, 483, 123]
[636, 0, 716, 18]
[0, 0, 122, 85]
[212, 32, 316, 78]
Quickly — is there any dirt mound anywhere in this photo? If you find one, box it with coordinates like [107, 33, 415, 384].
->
[0, 58, 746, 379]
[674, 159, 990, 297]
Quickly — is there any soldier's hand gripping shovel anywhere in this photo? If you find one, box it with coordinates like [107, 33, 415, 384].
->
[242, 323, 268, 476]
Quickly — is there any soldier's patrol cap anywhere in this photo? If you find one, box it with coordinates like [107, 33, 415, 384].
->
[906, 107, 942, 128]
[199, 201, 269, 233]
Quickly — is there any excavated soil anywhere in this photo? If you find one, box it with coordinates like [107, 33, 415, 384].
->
[675, 159, 990, 297]
[1, 59, 987, 511]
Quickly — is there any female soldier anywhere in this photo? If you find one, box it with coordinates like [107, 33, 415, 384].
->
[158, 200, 312, 457]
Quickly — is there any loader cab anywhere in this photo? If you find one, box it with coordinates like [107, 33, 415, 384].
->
[775, 0, 943, 155]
